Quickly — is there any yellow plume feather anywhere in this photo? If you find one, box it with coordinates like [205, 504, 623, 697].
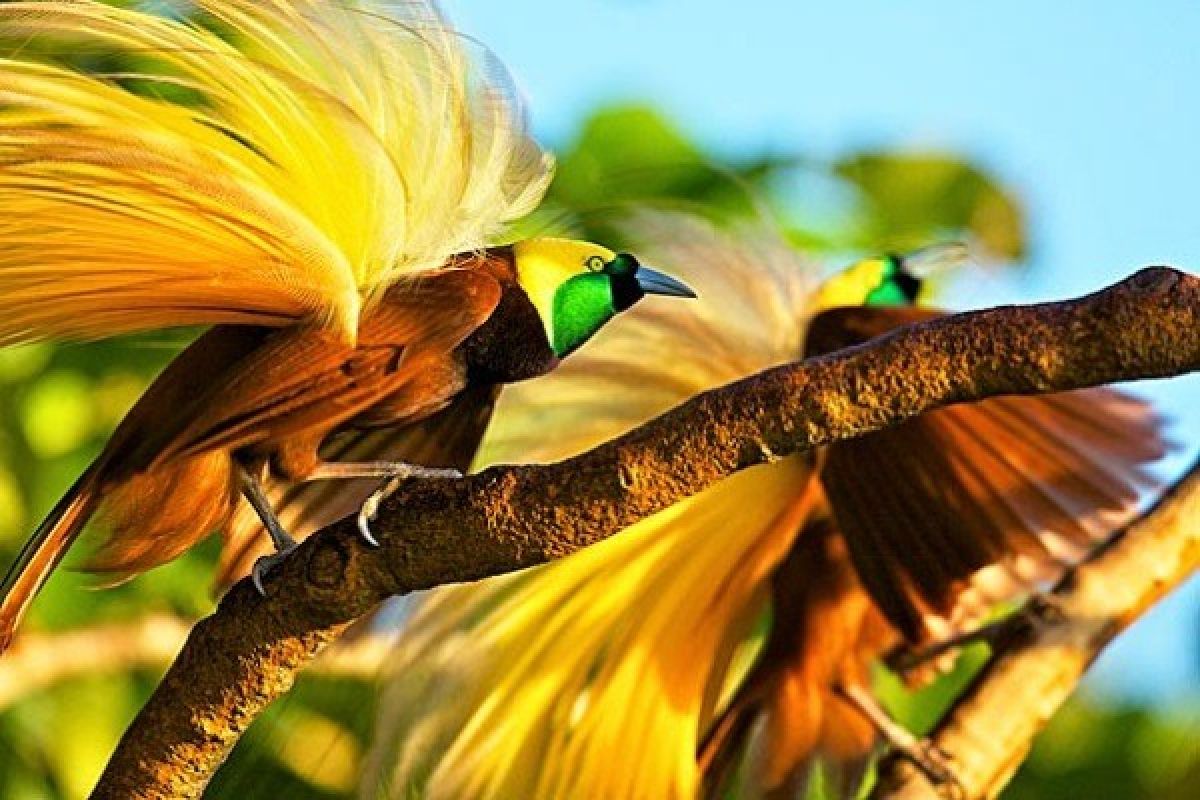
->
[0, 0, 552, 344]
[365, 214, 818, 799]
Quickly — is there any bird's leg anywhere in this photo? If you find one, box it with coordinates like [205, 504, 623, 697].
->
[238, 464, 298, 595]
[304, 461, 462, 547]
[305, 461, 462, 481]
[887, 594, 1066, 674]
[835, 682, 964, 799]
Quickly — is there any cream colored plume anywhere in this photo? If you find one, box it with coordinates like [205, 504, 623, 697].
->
[362, 213, 818, 800]
[0, 0, 552, 344]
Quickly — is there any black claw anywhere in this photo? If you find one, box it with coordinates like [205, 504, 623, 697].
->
[251, 546, 297, 595]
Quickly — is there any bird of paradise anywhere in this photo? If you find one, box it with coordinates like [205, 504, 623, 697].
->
[367, 213, 1165, 799]
[0, 0, 696, 648]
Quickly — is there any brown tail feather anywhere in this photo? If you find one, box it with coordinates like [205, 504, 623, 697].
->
[0, 467, 103, 652]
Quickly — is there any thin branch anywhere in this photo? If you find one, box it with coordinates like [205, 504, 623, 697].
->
[0, 614, 188, 711]
[91, 267, 1200, 799]
[0, 614, 390, 711]
[870, 456, 1200, 800]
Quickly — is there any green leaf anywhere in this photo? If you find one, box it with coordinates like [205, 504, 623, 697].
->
[835, 151, 1026, 259]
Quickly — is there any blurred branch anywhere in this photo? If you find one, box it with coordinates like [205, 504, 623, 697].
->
[91, 267, 1200, 799]
[0, 614, 188, 711]
[870, 456, 1200, 800]
[0, 615, 390, 712]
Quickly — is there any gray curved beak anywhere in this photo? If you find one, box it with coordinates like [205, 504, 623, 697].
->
[636, 267, 697, 298]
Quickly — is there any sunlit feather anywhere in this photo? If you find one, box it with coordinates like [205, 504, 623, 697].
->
[0, 0, 552, 343]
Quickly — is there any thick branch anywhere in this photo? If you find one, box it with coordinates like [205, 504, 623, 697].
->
[92, 268, 1200, 799]
[870, 456, 1200, 800]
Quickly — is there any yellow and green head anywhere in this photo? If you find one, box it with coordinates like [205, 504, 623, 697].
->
[814, 242, 968, 311]
[513, 238, 696, 357]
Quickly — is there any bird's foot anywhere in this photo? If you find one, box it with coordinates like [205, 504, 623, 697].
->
[356, 464, 463, 547]
[251, 542, 299, 595]
[308, 460, 462, 482]
[837, 681, 964, 798]
[387, 463, 463, 481]
[891, 738, 963, 799]
[1019, 592, 1067, 630]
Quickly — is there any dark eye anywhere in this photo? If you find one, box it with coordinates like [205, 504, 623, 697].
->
[607, 253, 639, 276]
[585, 255, 606, 272]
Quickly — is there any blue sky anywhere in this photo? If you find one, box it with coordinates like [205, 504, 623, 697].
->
[442, 0, 1200, 703]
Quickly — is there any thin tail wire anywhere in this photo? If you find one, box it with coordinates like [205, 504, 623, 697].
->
[0, 465, 103, 652]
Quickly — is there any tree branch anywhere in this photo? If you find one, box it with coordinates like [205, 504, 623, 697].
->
[91, 267, 1200, 799]
[0, 614, 390, 712]
[870, 455, 1200, 800]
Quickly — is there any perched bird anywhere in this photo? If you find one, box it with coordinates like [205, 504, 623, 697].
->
[698, 302, 1163, 799]
[0, 1, 694, 650]
[368, 214, 1166, 800]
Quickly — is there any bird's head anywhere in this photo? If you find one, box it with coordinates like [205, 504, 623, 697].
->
[813, 242, 968, 311]
[512, 238, 696, 358]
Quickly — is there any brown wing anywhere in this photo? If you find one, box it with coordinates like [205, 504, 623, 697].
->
[806, 306, 1169, 641]
[156, 269, 501, 463]
[803, 305, 939, 358]
[215, 383, 501, 588]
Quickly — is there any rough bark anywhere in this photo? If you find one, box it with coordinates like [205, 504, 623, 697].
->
[91, 267, 1200, 799]
[870, 456, 1200, 800]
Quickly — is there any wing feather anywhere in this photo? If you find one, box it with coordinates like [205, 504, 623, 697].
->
[217, 382, 500, 587]
[809, 306, 1169, 640]
[159, 269, 500, 461]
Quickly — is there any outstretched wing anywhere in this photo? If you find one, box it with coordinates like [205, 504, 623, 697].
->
[0, 0, 551, 344]
[807, 306, 1169, 640]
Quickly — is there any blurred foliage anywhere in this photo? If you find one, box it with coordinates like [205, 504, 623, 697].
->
[1006, 700, 1200, 800]
[834, 152, 1026, 260]
[0, 73, 1192, 798]
[515, 103, 1026, 265]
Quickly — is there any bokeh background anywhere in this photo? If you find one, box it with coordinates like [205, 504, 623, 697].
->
[0, 1, 1196, 797]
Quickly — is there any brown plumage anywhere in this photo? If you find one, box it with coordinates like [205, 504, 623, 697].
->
[0, 0, 597, 652]
[0, 251, 546, 649]
[701, 510, 891, 799]
[217, 382, 502, 588]
[701, 305, 1168, 798]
